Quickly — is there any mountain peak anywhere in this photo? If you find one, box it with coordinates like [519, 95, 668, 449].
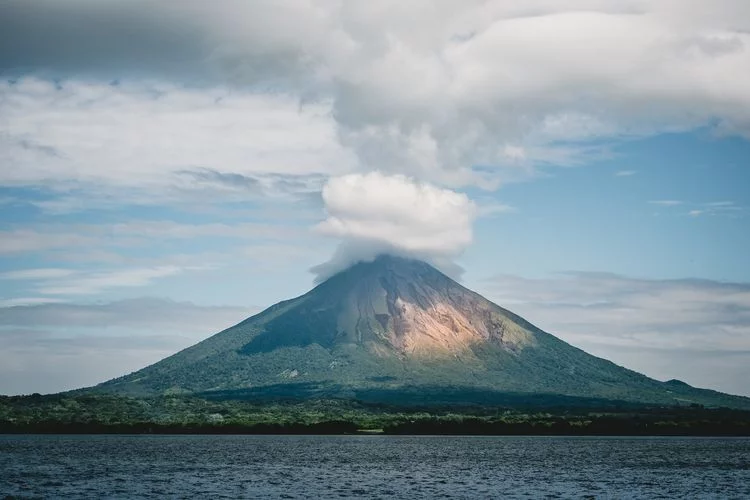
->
[254, 252, 536, 359]
[333, 254, 439, 276]
[97, 254, 750, 410]
[318, 254, 449, 290]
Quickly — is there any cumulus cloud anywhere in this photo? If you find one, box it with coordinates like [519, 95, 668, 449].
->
[0, 79, 354, 192]
[2, 1, 750, 188]
[311, 172, 476, 280]
[477, 272, 750, 396]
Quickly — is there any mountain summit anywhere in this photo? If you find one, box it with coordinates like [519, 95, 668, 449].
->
[99, 255, 749, 408]
[246, 255, 535, 359]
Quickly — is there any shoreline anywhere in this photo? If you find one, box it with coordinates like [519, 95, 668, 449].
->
[3, 424, 750, 437]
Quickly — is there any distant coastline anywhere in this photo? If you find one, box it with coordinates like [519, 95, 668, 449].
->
[3, 393, 749, 436]
[3, 421, 750, 436]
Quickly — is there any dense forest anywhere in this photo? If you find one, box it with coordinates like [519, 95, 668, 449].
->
[2, 393, 749, 436]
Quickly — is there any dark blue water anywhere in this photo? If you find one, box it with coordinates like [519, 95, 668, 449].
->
[1, 435, 749, 498]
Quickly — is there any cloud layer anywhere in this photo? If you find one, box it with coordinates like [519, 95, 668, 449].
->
[0, 79, 353, 193]
[0, 298, 259, 394]
[2, 1, 750, 188]
[312, 172, 476, 280]
[479, 272, 750, 396]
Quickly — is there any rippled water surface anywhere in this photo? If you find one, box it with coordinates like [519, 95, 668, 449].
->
[2, 435, 749, 498]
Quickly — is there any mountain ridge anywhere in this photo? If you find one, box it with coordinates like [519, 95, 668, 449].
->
[95, 255, 750, 409]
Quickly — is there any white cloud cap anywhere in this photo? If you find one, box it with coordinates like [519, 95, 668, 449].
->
[313, 172, 476, 280]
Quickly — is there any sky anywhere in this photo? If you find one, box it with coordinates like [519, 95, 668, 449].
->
[1, 0, 749, 396]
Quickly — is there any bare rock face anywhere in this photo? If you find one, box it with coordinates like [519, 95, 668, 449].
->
[96, 255, 750, 410]
[324, 256, 535, 357]
[236, 255, 536, 361]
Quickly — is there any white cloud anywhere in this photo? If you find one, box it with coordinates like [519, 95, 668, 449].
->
[649, 200, 683, 206]
[312, 172, 476, 280]
[0, 297, 257, 330]
[477, 272, 750, 396]
[701, 201, 743, 215]
[0, 268, 77, 280]
[502, 145, 527, 161]
[2, 2, 750, 189]
[0, 297, 67, 307]
[615, 170, 637, 177]
[36, 266, 193, 296]
[0, 229, 100, 254]
[648, 199, 745, 218]
[476, 202, 516, 217]
[0, 264, 209, 297]
[0, 221, 306, 256]
[0, 78, 355, 191]
[0, 298, 259, 394]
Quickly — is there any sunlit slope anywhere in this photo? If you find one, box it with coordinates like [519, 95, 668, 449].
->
[96, 256, 750, 409]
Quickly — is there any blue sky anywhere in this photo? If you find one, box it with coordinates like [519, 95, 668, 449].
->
[466, 131, 750, 283]
[1, 1, 749, 396]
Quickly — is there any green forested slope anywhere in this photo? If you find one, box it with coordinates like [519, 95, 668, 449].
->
[91, 256, 750, 410]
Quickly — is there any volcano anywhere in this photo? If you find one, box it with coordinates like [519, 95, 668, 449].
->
[98, 255, 749, 408]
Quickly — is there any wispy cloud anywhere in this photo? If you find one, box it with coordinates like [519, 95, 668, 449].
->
[648, 199, 744, 218]
[0, 297, 67, 307]
[35, 266, 197, 296]
[649, 200, 683, 206]
[688, 201, 743, 217]
[614, 170, 636, 177]
[0, 220, 307, 256]
[177, 169, 326, 200]
[0, 229, 100, 254]
[476, 202, 516, 217]
[0, 268, 77, 280]
[478, 272, 750, 396]
[1, 264, 211, 297]
[0, 297, 257, 330]
[0, 298, 259, 394]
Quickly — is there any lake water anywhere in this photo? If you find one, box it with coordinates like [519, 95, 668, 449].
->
[1, 435, 749, 498]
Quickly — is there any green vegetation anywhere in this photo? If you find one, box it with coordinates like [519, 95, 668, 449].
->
[92, 257, 750, 410]
[8, 256, 746, 436]
[2, 393, 749, 436]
